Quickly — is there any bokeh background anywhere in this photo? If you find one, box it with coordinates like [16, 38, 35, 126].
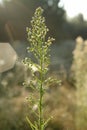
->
[0, 0, 87, 130]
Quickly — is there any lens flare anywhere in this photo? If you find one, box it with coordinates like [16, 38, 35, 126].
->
[0, 0, 3, 4]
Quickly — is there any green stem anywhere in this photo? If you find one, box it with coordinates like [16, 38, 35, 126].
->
[39, 53, 44, 130]
[39, 81, 43, 130]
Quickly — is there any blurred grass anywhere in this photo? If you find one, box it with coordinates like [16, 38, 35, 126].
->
[0, 65, 76, 130]
[0, 39, 80, 130]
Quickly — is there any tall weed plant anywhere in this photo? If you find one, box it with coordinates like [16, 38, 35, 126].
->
[23, 7, 60, 130]
[71, 36, 87, 130]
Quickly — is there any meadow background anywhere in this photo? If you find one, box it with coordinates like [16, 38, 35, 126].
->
[0, 0, 87, 130]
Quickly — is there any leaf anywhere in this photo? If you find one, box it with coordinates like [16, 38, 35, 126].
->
[43, 116, 53, 128]
[26, 116, 37, 130]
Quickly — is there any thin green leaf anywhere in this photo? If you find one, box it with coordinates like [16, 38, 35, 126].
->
[26, 116, 37, 130]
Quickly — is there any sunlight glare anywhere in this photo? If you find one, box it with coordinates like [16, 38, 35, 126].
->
[0, 0, 11, 6]
[59, 0, 87, 20]
[0, 0, 3, 4]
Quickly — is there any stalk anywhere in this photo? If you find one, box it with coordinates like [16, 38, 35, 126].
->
[23, 7, 54, 130]
[39, 53, 44, 130]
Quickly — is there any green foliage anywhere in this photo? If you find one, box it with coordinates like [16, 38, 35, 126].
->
[23, 7, 55, 130]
